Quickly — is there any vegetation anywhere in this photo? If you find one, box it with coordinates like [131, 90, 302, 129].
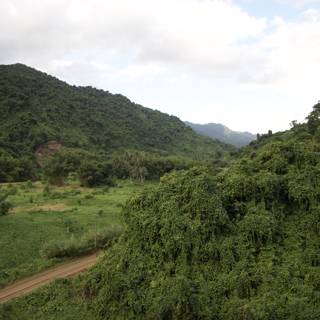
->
[83, 158, 320, 319]
[0, 180, 150, 288]
[40, 147, 199, 187]
[41, 226, 122, 259]
[2, 105, 320, 319]
[0, 187, 12, 216]
[1, 62, 320, 319]
[0, 63, 233, 183]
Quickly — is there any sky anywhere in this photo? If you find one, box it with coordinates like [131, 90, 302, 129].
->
[1, 0, 320, 133]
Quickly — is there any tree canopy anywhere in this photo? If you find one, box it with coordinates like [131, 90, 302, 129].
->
[0, 64, 233, 182]
[80, 105, 320, 319]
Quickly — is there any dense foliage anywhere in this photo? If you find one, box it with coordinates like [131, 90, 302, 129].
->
[42, 148, 197, 187]
[0, 63, 233, 182]
[109, 151, 195, 182]
[75, 105, 320, 319]
[0, 151, 36, 182]
[1, 69, 320, 319]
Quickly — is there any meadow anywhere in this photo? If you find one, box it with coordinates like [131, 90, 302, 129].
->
[0, 180, 150, 288]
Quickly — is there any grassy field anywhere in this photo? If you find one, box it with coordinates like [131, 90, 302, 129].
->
[0, 180, 150, 288]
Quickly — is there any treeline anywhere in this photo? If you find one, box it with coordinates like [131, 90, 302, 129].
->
[42, 149, 196, 187]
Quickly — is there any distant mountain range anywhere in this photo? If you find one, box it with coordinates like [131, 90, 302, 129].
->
[185, 122, 256, 147]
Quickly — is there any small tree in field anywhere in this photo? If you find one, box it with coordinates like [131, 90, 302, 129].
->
[130, 166, 148, 183]
[0, 188, 12, 216]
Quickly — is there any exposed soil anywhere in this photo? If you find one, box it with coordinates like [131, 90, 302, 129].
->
[0, 253, 98, 304]
[35, 140, 62, 166]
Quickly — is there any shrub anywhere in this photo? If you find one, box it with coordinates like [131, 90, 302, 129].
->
[41, 226, 123, 259]
[0, 200, 11, 216]
[0, 188, 13, 216]
[42, 184, 51, 197]
[78, 160, 115, 188]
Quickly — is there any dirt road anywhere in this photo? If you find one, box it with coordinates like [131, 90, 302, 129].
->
[0, 253, 98, 304]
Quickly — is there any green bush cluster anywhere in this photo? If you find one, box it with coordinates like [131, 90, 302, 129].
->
[41, 226, 122, 259]
[0, 187, 14, 216]
[110, 151, 195, 182]
[41, 148, 196, 187]
[0, 151, 36, 183]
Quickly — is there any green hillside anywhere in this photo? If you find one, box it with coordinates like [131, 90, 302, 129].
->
[0, 64, 231, 169]
[2, 104, 320, 319]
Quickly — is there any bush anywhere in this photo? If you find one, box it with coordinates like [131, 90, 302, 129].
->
[41, 226, 123, 259]
[0, 200, 11, 216]
[42, 184, 50, 197]
[110, 151, 194, 181]
[43, 149, 85, 185]
[78, 160, 115, 188]
[26, 180, 33, 189]
[0, 188, 13, 216]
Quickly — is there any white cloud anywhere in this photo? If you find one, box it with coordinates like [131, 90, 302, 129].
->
[0, 0, 319, 132]
[0, 0, 267, 74]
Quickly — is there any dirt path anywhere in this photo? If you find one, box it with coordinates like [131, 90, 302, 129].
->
[0, 253, 98, 304]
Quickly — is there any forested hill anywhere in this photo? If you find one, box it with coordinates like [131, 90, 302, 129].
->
[185, 121, 256, 147]
[0, 64, 231, 158]
[79, 103, 320, 319]
[3, 103, 320, 319]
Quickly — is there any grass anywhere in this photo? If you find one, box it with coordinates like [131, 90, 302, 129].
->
[0, 179, 151, 288]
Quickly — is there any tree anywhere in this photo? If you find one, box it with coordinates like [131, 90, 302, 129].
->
[137, 166, 148, 183]
[290, 120, 298, 128]
[78, 160, 114, 187]
[43, 149, 83, 185]
[306, 102, 320, 134]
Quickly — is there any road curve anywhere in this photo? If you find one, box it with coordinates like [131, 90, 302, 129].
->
[0, 253, 98, 304]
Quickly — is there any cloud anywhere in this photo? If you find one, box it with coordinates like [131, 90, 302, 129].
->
[0, 0, 267, 76]
[0, 0, 320, 132]
[259, 8, 320, 87]
[1, 0, 318, 87]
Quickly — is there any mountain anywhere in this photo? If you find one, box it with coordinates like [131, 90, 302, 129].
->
[0, 64, 233, 160]
[185, 121, 256, 147]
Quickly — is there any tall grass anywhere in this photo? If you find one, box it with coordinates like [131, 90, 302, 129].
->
[41, 226, 123, 259]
